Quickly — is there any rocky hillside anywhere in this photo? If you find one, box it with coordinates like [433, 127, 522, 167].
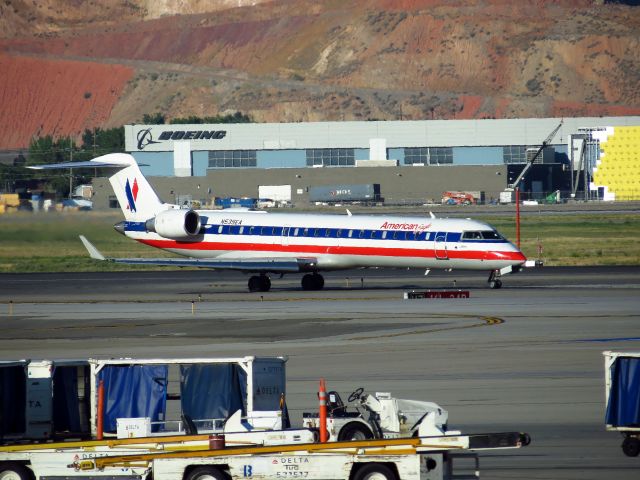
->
[1, 0, 639, 148]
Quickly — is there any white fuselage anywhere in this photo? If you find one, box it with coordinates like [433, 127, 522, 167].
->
[122, 210, 526, 272]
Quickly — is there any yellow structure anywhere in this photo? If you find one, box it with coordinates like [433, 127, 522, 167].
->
[593, 126, 640, 200]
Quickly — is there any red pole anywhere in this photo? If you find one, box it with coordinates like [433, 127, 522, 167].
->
[96, 379, 105, 440]
[319, 378, 327, 443]
[515, 187, 521, 249]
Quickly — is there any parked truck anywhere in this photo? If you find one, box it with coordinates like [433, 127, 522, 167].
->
[604, 351, 640, 457]
[309, 184, 381, 204]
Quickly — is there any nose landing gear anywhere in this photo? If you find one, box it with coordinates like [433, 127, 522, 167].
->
[488, 270, 503, 289]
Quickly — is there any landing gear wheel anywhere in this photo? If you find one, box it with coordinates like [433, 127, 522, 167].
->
[248, 275, 271, 292]
[487, 270, 502, 289]
[185, 466, 229, 480]
[352, 463, 398, 480]
[0, 464, 33, 480]
[622, 436, 640, 457]
[301, 273, 325, 291]
[338, 422, 374, 441]
[348, 387, 365, 402]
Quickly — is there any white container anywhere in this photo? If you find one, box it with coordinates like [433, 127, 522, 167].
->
[117, 417, 152, 438]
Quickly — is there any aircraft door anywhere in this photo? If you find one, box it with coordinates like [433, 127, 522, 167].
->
[282, 226, 292, 246]
[434, 232, 449, 260]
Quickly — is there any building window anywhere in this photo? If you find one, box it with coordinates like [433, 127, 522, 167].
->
[429, 147, 453, 164]
[208, 150, 257, 168]
[108, 195, 119, 209]
[404, 147, 428, 165]
[305, 148, 355, 166]
[503, 146, 526, 164]
[404, 147, 453, 165]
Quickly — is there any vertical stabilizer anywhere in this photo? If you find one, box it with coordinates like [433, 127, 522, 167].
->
[90, 153, 166, 221]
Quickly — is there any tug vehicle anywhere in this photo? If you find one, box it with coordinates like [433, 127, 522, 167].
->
[303, 388, 448, 441]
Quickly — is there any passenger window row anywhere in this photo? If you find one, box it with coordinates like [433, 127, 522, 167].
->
[206, 225, 437, 241]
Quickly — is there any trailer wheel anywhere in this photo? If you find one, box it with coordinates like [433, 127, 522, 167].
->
[0, 464, 33, 480]
[339, 422, 374, 441]
[622, 436, 640, 457]
[353, 463, 398, 480]
[185, 466, 228, 480]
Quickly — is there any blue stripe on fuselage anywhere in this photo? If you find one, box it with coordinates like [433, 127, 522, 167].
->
[122, 222, 509, 243]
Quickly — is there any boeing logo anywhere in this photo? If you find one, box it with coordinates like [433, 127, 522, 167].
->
[158, 130, 227, 141]
[136, 128, 227, 150]
[137, 129, 160, 150]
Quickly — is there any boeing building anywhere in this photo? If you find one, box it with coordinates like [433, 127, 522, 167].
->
[91, 116, 640, 209]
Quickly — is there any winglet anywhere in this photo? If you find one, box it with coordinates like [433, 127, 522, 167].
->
[79, 235, 106, 261]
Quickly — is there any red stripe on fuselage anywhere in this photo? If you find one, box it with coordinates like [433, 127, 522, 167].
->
[138, 239, 527, 262]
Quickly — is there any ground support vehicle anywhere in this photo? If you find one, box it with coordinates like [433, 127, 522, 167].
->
[441, 191, 479, 206]
[0, 421, 315, 479]
[603, 351, 640, 457]
[76, 430, 529, 480]
[303, 389, 448, 441]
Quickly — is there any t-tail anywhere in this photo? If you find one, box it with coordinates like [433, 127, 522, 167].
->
[94, 153, 167, 221]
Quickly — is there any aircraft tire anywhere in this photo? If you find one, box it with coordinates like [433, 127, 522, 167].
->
[302, 273, 324, 291]
[259, 275, 271, 292]
[489, 279, 502, 289]
[248, 276, 262, 292]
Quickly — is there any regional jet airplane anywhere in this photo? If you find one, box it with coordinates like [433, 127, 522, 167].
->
[31, 153, 528, 292]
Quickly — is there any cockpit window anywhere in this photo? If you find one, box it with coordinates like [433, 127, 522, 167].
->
[481, 230, 503, 240]
[462, 230, 503, 241]
[462, 231, 482, 240]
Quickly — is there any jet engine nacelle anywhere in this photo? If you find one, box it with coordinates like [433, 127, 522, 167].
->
[145, 209, 201, 239]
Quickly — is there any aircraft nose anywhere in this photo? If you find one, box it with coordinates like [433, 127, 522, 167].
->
[113, 221, 126, 235]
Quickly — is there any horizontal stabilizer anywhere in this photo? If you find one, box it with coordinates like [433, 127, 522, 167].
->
[27, 153, 143, 170]
[79, 235, 106, 261]
[28, 160, 123, 170]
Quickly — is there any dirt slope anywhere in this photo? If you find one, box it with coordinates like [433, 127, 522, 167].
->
[1, 0, 639, 148]
[0, 53, 133, 149]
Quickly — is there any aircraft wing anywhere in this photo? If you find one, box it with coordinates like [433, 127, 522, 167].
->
[79, 236, 317, 273]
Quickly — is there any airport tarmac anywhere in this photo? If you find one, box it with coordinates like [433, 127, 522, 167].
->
[1, 266, 640, 479]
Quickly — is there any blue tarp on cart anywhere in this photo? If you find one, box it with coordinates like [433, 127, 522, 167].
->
[606, 357, 640, 427]
[180, 364, 247, 421]
[98, 365, 168, 433]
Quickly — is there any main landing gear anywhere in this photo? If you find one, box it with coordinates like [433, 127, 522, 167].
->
[248, 274, 271, 292]
[487, 269, 503, 289]
[301, 273, 325, 291]
[247, 273, 326, 292]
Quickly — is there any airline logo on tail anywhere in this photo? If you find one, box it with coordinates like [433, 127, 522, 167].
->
[125, 178, 139, 212]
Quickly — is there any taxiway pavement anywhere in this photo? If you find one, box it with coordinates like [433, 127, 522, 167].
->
[1, 266, 639, 479]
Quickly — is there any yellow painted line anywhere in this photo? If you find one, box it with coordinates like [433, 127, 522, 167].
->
[350, 315, 505, 341]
